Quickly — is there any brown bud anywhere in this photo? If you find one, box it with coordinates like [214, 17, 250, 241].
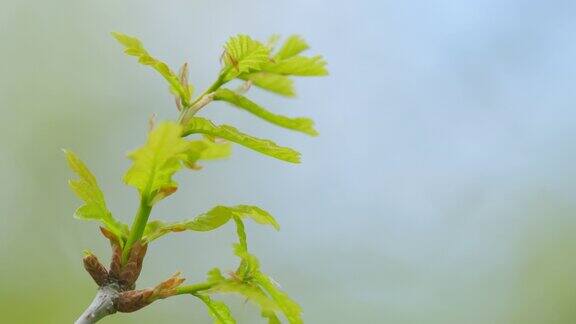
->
[99, 227, 124, 282]
[99, 227, 120, 246]
[116, 289, 154, 313]
[83, 252, 109, 287]
[152, 272, 185, 299]
[108, 241, 122, 281]
[118, 261, 138, 290]
[117, 240, 148, 289]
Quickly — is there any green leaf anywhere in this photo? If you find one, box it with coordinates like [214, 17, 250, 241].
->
[182, 117, 301, 163]
[111, 32, 191, 105]
[233, 216, 249, 257]
[64, 149, 128, 241]
[124, 122, 189, 204]
[211, 280, 279, 312]
[263, 55, 328, 76]
[240, 72, 295, 97]
[255, 272, 303, 324]
[142, 205, 279, 242]
[232, 217, 261, 280]
[207, 268, 226, 284]
[201, 218, 301, 323]
[229, 217, 302, 324]
[262, 311, 282, 324]
[184, 137, 232, 169]
[194, 294, 236, 324]
[204, 268, 277, 312]
[222, 35, 270, 81]
[275, 35, 309, 60]
[214, 89, 318, 136]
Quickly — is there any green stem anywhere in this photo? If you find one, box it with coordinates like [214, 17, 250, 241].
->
[122, 197, 152, 263]
[177, 69, 231, 125]
[175, 282, 216, 295]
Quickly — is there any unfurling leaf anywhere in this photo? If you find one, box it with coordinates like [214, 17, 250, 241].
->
[275, 35, 310, 60]
[64, 149, 128, 241]
[230, 217, 303, 324]
[222, 35, 270, 81]
[232, 217, 259, 280]
[255, 272, 303, 324]
[183, 136, 232, 169]
[124, 122, 189, 204]
[194, 294, 236, 324]
[263, 55, 328, 76]
[239, 72, 295, 97]
[182, 117, 301, 163]
[142, 205, 279, 242]
[214, 89, 318, 136]
[111, 32, 192, 106]
[204, 268, 278, 312]
[212, 280, 279, 312]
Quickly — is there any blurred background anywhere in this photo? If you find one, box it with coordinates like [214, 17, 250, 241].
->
[2, 0, 576, 323]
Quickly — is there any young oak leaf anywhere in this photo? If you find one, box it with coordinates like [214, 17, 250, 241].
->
[204, 268, 279, 313]
[194, 294, 236, 324]
[142, 205, 279, 242]
[183, 136, 232, 170]
[182, 117, 301, 163]
[254, 272, 303, 324]
[124, 122, 189, 204]
[274, 35, 310, 60]
[111, 32, 192, 106]
[231, 217, 303, 324]
[239, 72, 296, 97]
[263, 55, 328, 76]
[213, 280, 279, 312]
[214, 88, 318, 136]
[232, 217, 260, 280]
[222, 35, 270, 81]
[64, 149, 129, 241]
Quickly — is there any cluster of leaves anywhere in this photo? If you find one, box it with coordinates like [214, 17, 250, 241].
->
[66, 32, 326, 323]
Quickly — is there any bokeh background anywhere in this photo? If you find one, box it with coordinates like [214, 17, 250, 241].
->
[2, 0, 576, 323]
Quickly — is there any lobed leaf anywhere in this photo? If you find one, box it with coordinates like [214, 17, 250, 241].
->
[142, 205, 279, 242]
[275, 35, 310, 60]
[204, 269, 276, 311]
[214, 89, 318, 136]
[64, 150, 128, 241]
[194, 294, 236, 324]
[255, 273, 303, 324]
[230, 217, 302, 324]
[111, 32, 191, 106]
[183, 137, 232, 169]
[124, 122, 189, 204]
[263, 55, 328, 77]
[182, 117, 301, 163]
[239, 72, 295, 97]
[222, 35, 270, 81]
